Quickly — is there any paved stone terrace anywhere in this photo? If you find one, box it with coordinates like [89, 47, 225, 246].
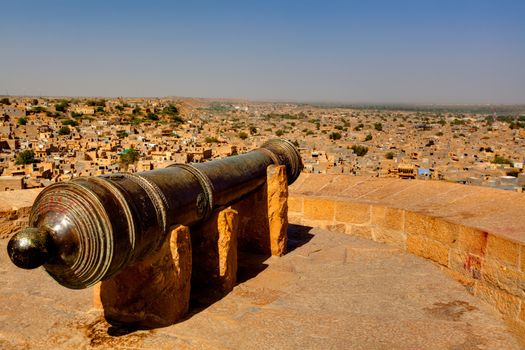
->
[0, 226, 520, 349]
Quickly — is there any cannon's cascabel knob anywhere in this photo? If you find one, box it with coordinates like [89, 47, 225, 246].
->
[7, 228, 53, 269]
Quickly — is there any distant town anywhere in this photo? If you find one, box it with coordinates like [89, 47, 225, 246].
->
[1, 96, 524, 192]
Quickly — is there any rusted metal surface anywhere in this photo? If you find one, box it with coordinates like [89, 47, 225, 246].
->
[7, 139, 303, 289]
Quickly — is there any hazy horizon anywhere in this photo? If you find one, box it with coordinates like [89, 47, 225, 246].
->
[1, 0, 524, 104]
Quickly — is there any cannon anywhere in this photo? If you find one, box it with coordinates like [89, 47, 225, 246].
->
[7, 139, 303, 289]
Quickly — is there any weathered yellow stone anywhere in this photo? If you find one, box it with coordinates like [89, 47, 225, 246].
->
[474, 283, 521, 318]
[334, 201, 370, 224]
[350, 225, 373, 239]
[372, 227, 405, 249]
[441, 266, 476, 289]
[287, 195, 303, 213]
[521, 245, 525, 272]
[405, 212, 457, 246]
[448, 249, 482, 280]
[267, 165, 288, 256]
[217, 208, 239, 291]
[407, 234, 449, 266]
[486, 234, 520, 267]
[303, 197, 335, 221]
[233, 185, 270, 254]
[481, 259, 525, 299]
[96, 225, 192, 328]
[233, 165, 288, 256]
[519, 302, 525, 322]
[192, 207, 239, 293]
[371, 206, 404, 231]
[456, 227, 487, 256]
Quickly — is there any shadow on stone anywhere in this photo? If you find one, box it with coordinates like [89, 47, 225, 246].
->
[106, 325, 138, 337]
[287, 224, 314, 253]
[187, 250, 270, 318]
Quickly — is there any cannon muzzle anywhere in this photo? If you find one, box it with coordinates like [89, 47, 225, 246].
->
[7, 139, 303, 289]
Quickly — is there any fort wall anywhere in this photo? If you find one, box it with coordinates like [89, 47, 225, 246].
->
[1, 175, 524, 338]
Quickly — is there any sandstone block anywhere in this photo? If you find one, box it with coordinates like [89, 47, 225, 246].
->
[441, 267, 476, 289]
[448, 249, 482, 280]
[371, 206, 404, 231]
[326, 223, 346, 234]
[372, 227, 405, 249]
[334, 201, 370, 224]
[96, 225, 192, 328]
[474, 283, 521, 318]
[456, 227, 487, 256]
[287, 195, 303, 213]
[303, 198, 334, 221]
[191, 208, 239, 293]
[405, 212, 457, 246]
[521, 245, 525, 272]
[267, 165, 288, 256]
[217, 208, 239, 292]
[486, 234, 520, 267]
[232, 165, 288, 256]
[407, 234, 449, 266]
[349, 225, 373, 240]
[481, 259, 525, 299]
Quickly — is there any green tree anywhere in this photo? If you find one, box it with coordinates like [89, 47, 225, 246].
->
[58, 126, 71, 135]
[374, 122, 383, 131]
[385, 152, 395, 159]
[62, 119, 78, 127]
[238, 131, 248, 140]
[16, 149, 35, 165]
[492, 155, 513, 166]
[0, 97, 10, 105]
[120, 148, 139, 168]
[55, 100, 70, 112]
[364, 133, 372, 141]
[329, 132, 342, 140]
[205, 136, 219, 143]
[17, 117, 28, 126]
[351, 145, 369, 157]
[116, 130, 128, 139]
[146, 113, 159, 121]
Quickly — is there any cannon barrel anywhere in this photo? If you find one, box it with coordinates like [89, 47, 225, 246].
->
[7, 139, 303, 289]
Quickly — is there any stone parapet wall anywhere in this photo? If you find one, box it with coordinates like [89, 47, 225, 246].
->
[289, 174, 525, 339]
[0, 189, 42, 240]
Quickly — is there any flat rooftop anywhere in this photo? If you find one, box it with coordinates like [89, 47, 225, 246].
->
[0, 226, 520, 349]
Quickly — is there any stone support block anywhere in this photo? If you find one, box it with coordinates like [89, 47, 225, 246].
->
[191, 207, 239, 294]
[233, 165, 288, 256]
[267, 165, 289, 256]
[94, 225, 192, 328]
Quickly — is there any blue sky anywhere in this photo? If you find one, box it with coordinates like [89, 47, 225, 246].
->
[1, 0, 524, 103]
